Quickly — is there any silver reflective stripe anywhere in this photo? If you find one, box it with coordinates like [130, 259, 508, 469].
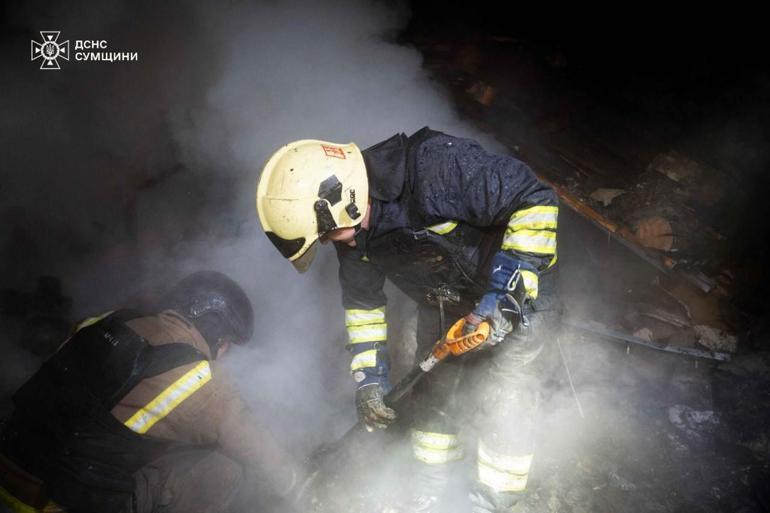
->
[124, 361, 211, 434]
[350, 349, 377, 371]
[412, 430, 460, 450]
[477, 441, 533, 492]
[478, 463, 529, 492]
[347, 324, 387, 344]
[412, 430, 463, 464]
[502, 229, 557, 255]
[508, 206, 558, 231]
[345, 308, 385, 327]
[427, 220, 458, 235]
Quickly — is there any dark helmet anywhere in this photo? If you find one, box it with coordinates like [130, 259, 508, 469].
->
[161, 271, 254, 354]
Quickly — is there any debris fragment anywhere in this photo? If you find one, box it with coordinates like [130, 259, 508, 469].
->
[694, 324, 738, 353]
[633, 216, 675, 251]
[466, 81, 497, 106]
[589, 188, 626, 207]
[649, 151, 699, 184]
[668, 404, 720, 446]
[632, 327, 654, 342]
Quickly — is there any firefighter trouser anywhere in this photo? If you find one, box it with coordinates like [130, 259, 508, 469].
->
[134, 449, 242, 513]
[409, 271, 558, 497]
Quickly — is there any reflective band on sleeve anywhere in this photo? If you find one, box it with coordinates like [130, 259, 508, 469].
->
[350, 349, 378, 371]
[477, 442, 533, 492]
[502, 229, 557, 255]
[347, 323, 387, 344]
[520, 270, 539, 300]
[427, 220, 458, 235]
[345, 308, 386, 327]
[124, 361, 211, 434]
[411, 430, 463, 464]
[508, 206, 558, 231]
[75, 310, 115, 332]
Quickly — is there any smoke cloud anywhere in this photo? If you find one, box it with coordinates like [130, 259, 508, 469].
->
[0, 0, 499, 494]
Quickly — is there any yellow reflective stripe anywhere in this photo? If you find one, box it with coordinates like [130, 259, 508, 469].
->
[502, 229, 557, 255]
[0, 486, 61, 513]
[350, 349, 377, 371]
[478, 462, 529, 492]
[477, 442, 533, 492]
[414, 444, 464, 464]
[427, 220, 458, 235]
[411, 430, 463, 464]
[548, 253, 558, 268]
[345, 308, 385, 327]
[411, 430, 460, 450]
[508, 206, 558, 231]
[0, 485, 38, 513]
[346, 323, 387, 344]
[478, 443, 533, 474]
[75, 310, 115, 332]
[124, 361, 211, 434]
[520, 270, 539, 300]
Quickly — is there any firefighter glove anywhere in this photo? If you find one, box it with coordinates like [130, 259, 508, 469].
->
[464, 252, 531, 343]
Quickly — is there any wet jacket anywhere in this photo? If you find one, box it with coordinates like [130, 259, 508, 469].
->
[335, 127, 558, 388]
[0, 310, 294, 513]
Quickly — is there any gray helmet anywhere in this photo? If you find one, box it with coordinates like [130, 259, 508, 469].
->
[162, 271, 254, 351]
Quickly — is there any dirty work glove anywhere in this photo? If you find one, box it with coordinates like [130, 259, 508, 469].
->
[356, 383, 397, 431]
[464, 302, 516, 345]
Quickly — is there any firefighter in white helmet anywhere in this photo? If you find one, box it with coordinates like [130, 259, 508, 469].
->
[257, 128, 560, 512]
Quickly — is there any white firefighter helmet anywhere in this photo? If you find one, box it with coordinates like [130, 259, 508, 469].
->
[256, 139, 368, 273]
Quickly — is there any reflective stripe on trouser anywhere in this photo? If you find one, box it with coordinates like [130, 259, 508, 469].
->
[124, 361, 212, 434]
[477, 441, 533, 492]
[411, 430, 463, 465]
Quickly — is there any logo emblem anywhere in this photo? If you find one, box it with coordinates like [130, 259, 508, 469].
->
[321, 145, 346, 159]
[31, 31, 70, 70]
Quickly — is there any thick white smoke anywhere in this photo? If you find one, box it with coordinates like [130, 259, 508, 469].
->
[0, 0, 500, 492]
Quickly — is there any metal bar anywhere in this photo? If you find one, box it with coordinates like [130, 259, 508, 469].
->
[564, 319, 730, 362]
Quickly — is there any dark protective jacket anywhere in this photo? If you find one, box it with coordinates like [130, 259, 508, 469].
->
[0, 311, 296, 513]
[335, 127, 558, 387]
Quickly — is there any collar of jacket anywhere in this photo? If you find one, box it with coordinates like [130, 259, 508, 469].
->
[362, 132, 409, 201]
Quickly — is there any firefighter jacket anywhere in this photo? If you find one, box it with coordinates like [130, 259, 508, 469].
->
[0, 310, 295, 513]
[335, 127, 558, 389]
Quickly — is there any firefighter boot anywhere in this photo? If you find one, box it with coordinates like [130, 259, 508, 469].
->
[400, 459, 452, 513]
[468, 483, 524, 513]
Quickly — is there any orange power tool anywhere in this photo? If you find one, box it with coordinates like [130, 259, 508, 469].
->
[384, 318, 490, 404]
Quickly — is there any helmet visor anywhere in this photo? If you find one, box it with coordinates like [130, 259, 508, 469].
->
[291, 240, 319, 273]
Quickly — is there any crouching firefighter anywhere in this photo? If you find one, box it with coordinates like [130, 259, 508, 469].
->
[0, 271, 300, 513]
[256, 128, 561, 512]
